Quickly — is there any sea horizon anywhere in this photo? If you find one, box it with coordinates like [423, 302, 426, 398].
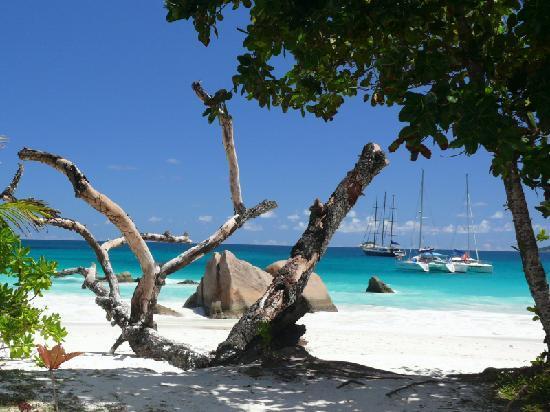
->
[17, 239, 550, 316]
[21, 237, 527, 252]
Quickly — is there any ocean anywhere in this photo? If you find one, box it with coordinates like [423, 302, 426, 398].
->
[16, 240, 550, 315]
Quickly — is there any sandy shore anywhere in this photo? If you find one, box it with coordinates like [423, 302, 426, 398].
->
[0, 293, 545, 411]
[26, 293, 545, 375]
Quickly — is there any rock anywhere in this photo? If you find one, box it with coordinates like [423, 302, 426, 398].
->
[264, 260, 338, 312]
[98, 271, 135, 283]
[184, 251, 337, 318]
[153, 304, 182, 317]
[184, 292, 198, 308]
[116, 272, 134, 283]
[177, 279, 199, 285]
[365, 276, 394, 293]
[185, 250, 273, 318]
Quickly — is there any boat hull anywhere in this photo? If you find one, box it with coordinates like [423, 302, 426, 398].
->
[452, 262, 468, 273]
[396, 260, 429, 272]
[362, 249, 403, 257]
[361, 244, 404, 257]
[428, 261, 455, 273]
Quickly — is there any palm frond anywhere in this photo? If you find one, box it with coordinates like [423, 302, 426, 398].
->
[0, 199, 59, 232]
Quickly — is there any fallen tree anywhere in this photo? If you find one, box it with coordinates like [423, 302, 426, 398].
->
[13, 83, 387, 369]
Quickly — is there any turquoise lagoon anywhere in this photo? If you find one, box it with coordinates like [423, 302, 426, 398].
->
[17, 240, 550, 314]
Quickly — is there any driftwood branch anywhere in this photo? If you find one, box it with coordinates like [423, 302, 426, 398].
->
[192, 81, 245, 214]
[42, 217, 120, 298]
[215, 143, 388, 364]
[18, 148, 156, 324]
[1, 163, 24, 202]
[55, 264, 111, 299]
[101, 231, 192, 253]
[160, 200, 276, 277]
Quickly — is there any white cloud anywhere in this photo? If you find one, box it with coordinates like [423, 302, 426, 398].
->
[293, 221, 307, 230]
[278, 224, 289, 230]
[260, 210, 276, 219]
[108, 164, 136, 171]
[456, 219, 492, 234]
[473, 201, 487, 207]
[148, 216, 162, 223]
[491, 211, 504, 219]
[348, 210, 357, 218]
[493, 221, 514, 233]
[243, 222, 263, 231]
[303, 209, 311, 216]
[337, 217, 368, 233]
[166, 158, 180, 165]
[287, 214, 300, 221]
[198, 215, 213, 223]
[264, 239, 282, 246]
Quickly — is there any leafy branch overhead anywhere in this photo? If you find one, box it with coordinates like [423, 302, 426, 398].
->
[165, 0, 550, 215]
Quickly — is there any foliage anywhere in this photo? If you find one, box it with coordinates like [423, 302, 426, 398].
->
[0, 224, 66, 358]
[36, 344, 82, 371]
[496, 366, 550, 411]
[536, 229, 549, 242]
[37, 344, 83, 412]
[165, 0, 550, 214]
[0, 199, 59, 232]
[257, 320, 272, 351]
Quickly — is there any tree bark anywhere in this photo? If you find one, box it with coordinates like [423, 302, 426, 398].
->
[0, 163, 23, 202]
[214, 143, 388, 364]
[502, 161, 550, 352]
[192, 82, 245, 214]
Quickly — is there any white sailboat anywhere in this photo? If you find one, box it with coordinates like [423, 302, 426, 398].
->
[397, 170, 458, 273]
[450, 174, 493, 273]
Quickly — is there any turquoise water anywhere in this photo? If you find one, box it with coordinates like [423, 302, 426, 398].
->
[10, 240, 550, 314]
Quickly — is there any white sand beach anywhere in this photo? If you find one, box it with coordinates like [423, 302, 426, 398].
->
[1, 293, 545, 411]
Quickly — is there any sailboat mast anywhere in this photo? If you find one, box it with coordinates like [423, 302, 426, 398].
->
[466, 174, 471, 256]
[390, 195, 395, 246]
[381, 192, 387, 246]
[466, 174, 479, 260]
[418, 169, 424, 250]
[373, 198, 378, 245]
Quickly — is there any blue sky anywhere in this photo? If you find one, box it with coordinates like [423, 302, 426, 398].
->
[0, 2, 547, 250]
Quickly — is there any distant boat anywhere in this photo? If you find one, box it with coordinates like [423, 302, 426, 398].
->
[450, 174, 493, 273]
[360, 193, 405, 257]
[396, 170, 456, 273]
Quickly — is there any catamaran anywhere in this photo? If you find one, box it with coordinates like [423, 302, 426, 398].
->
[360, 193, 405, 257]
[396, 170, 456, 273]
[450, 174, 493, 273]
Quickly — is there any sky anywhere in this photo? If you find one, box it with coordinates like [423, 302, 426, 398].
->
[0, 2, 547, 250]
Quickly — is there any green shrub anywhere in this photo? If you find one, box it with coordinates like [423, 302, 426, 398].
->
[0, 224, 66, 358]
[496, 365, 550, 412]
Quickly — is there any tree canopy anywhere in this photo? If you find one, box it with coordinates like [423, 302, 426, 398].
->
[165, 0, 549, 215]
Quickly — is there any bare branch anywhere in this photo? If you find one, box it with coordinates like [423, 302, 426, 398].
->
[110, 334, 126, 354]
[192, 81, 245, 214]
[160, 199, 276, 277]
[55, 264, 110, 298]
[41, 217, 120, 298]
[102, 231, 192, 253]
[55, 267, 89, 277]
[1, 163, 24, 202]
[215, 143, 388, 363]
[18, 148, 156, 322]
